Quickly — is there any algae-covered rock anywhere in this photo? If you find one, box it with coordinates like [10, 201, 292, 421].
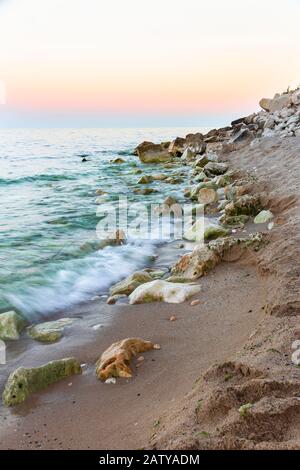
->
[2, 358, 82, 406]
[204, 225, 229, 241]
[111, 157, 125, 164]
[27, 318, 73, 343]
[254, 210, 273, 224]
[220, 214, 249, 228]
[239, 403, 253, 417]
[225, 195, 262, 217]
[129, 280, 201, 304]
[190, 181, 217, 200]
[0, 311, 26, 341]
[204, 162, 229, 177]
[137, 175, 154, 184]
[109, 271, 153, 297]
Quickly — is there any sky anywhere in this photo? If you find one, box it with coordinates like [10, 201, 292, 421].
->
[0, 0, 300, 127]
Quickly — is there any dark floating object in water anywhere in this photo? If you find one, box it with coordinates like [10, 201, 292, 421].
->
[82, 157, 87, 162]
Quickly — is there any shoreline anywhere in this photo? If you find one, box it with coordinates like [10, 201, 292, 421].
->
[1, 88, 300, 449]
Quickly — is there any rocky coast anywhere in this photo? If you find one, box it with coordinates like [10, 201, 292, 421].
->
[1, 87, 300, 449]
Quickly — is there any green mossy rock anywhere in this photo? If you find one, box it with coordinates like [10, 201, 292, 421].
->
[204, 225, 229, 241]
[254, 210, 273, 224]
[109, 271, 153, 296]
[27, 318, 73, 343]
[225, 195, 262, 217]
[2, 358, 82, 407]
[0, 311, 26, 341]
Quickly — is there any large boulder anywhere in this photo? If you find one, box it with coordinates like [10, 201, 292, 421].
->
[136, 141, 171, 164]
[109, 271, 152, 297]
[0, 311, 26, 341]
[168, 137, 186, 156]
[171, 244, 221, 280]
[204, 162, 229, 177]
[129, 280, 201, 304]
[225, 195, 262, 216]
[2, 358, 82, 406]
[27, 318, 73, 343]
[259, 94, 291, 113]
[95, 338, 159, 381]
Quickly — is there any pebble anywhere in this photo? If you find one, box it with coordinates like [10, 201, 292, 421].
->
[169, 316, 176, 322]
[191, 299, 201, 306]
[105, 377, 116, 384]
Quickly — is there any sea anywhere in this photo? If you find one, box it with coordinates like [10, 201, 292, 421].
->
[0, 127, 202, 319]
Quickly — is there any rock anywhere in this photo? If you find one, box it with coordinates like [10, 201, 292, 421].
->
[138, 175, 153, 184]
[136, 141, 171, 164]
[181, 148, 196, 162]
[134, 187, 158, 195]
[169, 316, 176, 322]
[185, 133, 206, 154]
[183, 219, 205, 242]
[259, 94, 291, 113]
[239, 403, 253, 417]
[168, 137, 186, 156]
[230, 128, 254, 144]
[164, 176, 183, 184]
[95, 338, 157, 381]
[190, 299, 200, 306]
[225, 195, 262, 217]
[27, 318, 73, 343]
[152, 173, 168, 181]
[0, 311, 26, 341]
[204, 224, 229, 241]
[213, 175, 231, 187]
[193, 155, 209, 168]
[204, 162, 228, 177]
[95, 189, 107, 195]
[106, 294, 127, 305]
[198, 188, 218, 205]
[109, 271, 153, 297]
[171, 244, 221, 280]
[111, 157, 125, 164]
[190, 181, 217, 200]
[2, 358, 82, 406]
[163, 196, 177, 206]
[193, 172, 207, 183]
[254, 210, 274, 224]
[291, 90, 300, 106]
[129, 280, 201, 304]
[220, 214, 249, 228]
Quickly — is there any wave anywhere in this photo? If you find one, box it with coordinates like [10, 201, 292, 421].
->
[3, 240, 157, 320]
[0, 173, 78, 186]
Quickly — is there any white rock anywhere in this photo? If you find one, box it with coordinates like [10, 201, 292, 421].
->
[129, 280, 201, 304]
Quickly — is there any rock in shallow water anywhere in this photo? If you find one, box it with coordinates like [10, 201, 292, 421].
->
[0, 311, 26, 341]
[109, 271, 153, 297]
[2, 358, 82, 406]
[254, 210, 274, 224]
[27, 318, 73, 343]
[129, 279, 201, 304]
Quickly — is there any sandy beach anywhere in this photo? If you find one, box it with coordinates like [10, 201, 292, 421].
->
[1, 89, 300, 450]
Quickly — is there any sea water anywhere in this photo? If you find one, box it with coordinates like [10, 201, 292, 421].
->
[0, 127, 201, 319]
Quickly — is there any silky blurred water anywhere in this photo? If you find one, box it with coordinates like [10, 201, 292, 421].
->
[0, 128, 201, 319]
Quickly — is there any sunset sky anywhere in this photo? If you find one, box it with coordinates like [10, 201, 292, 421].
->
[0, 0, 300, 127]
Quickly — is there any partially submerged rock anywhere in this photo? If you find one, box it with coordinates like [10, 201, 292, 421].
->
[109, 271, 152, 297]
[27, 318, 73, 343]
[198, 188, 218, 205]
[137, 175, 154, 184]
[111, 157, 125, 164]
[2, 358, 82, 406]
[225, 195, 262, 217]
[254, 210, 274, 224]
[0, 311, 26, 341]
[136, 141, 171, 164]
[96, 338, 159, 381]
[129, 280, 201, 304]
[168, 137, 186, 156]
